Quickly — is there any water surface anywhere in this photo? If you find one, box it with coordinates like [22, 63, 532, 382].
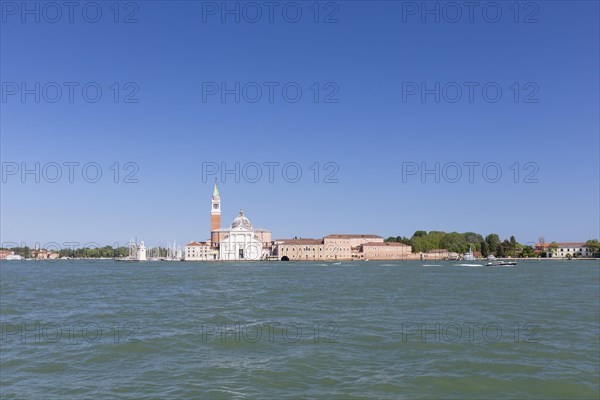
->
[1, 260, 599, 399]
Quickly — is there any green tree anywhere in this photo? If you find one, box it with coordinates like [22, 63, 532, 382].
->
[509, 236, 517, 256]
[485, 234, 500, 255]
[501, 239, 512, 256]
[411, 231, 435, 252]
[397, 236, 411, 245]
[496, 244, 505, 257]
[522, 246, 535, 258]
[481, 241, 489, 257]
[585, 239, 600, 256]
[463, 232, 484, 245]
[440, 232, 464, 253]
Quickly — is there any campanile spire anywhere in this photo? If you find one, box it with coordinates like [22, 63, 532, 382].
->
[211, 179, 221, 231]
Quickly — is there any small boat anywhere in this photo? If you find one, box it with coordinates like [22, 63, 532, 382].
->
[463, 246, 475, 261]
[486, 260, 517, 266]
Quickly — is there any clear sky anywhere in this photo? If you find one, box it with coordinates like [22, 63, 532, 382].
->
[1, 1, 599, 248]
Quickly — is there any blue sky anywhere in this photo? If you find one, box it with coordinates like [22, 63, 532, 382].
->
[1, 1, 599, 247]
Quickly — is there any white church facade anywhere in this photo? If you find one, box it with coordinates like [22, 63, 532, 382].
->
[218, 210, 267, 260]
[184, 182, 272, 261]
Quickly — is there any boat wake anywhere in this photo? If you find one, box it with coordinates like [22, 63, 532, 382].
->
[453, 263, 483, 267]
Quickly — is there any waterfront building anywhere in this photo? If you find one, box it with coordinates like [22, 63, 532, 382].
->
[324, 234, 384, 248]
[184, 182, 272, 261]
[275, 239, 335, 261]
[31, 249, 60, 259]
[275, 235, 414, 261]
[536, 242, 591, 258]
[137, 241, 147, 261]
[422, 249, 459, 260]
[554, 243, 590, 257]
[0, 250, 23, 260]
[359, 242, 412, 260]
[182, 183, 432, 262]
[184, 241, 213, 261]
[218, 210, 271, 260]
[0, 250, 14, 259]
[324, 234, 383, 259]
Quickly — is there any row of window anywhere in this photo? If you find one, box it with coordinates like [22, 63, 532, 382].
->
[554, 248, 585, 252]
[286, 255, 338, 259]
[281, 247, 349, 252]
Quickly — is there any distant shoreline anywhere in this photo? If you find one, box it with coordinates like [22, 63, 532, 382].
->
[2, 257, 599, 263]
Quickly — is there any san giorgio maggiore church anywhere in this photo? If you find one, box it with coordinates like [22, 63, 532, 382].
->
[184, 182, 272, 261]
[184, 182, 414, 261]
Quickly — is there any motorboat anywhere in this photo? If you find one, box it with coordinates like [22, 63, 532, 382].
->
[486, 260, 517, 266]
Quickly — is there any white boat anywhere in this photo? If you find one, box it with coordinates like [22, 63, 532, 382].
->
[486, 260, 517, 266]
[463, 246, 475, 261]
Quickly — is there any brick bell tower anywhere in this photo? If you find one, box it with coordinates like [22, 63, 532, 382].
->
[211, 180, 221, 232]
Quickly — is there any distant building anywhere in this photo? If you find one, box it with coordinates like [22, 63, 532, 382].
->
[536, 242, 591, 258]
[184, 241, 213, 261]
[359, 242, 412, 260]
[324, 234, 384, 247]
[0, 250, 23, 260]
[185, 182, 272, 261]
[275, 239, 335, 261]
[218, 210, 271, 260]
[0, 250, 14, 259]
[275, 235, 415, 261]
[185, 182, 498, 262]
[552, 243, 590, 257]
[31, 249, 60, 259]
[324, 234, 383, 260]
[422, 249, 459, 260]
[137, 241, 147, 261]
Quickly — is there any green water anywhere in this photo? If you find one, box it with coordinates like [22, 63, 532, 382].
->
[1, 260, 598, 399]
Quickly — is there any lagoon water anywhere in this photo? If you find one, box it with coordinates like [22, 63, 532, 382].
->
[1, 260, 599, 399]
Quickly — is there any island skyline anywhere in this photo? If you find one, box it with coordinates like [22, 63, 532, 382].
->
[1, 2, 598, 399]
[2, 3, 598, 246]
[2, 181, 598, 261]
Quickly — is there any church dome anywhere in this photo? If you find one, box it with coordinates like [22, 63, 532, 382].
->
[231, 209, 253, 229]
